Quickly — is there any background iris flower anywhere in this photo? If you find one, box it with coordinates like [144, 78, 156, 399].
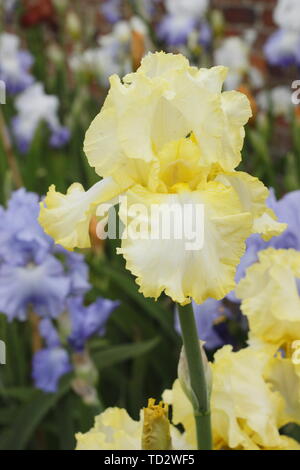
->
[0, 189, 119, 394]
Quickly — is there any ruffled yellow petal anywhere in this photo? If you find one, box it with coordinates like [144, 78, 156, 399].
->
[197, 66, 229, 94]
[170, 73, 252, 171]
[137, 52, 228, 94]
[84, 76, 162, 187]
[134, 54, 234, 168]
[39, 177, 124, 250]
[236, 248, 300, 347]
[211, 346, 286, 450]
[220, 91, 252, 170]
[75, 432, 112, 450]
[253, 209, 287, 241]
[169, 69, 224, 168]
[271, 436, 300, 450]
[266, 355, 300, 427]
[117, 183, 252, 304]
[83, 104, 124, 179]
[108, 73, 169, 164]
[75, 405, 190, 450]
[215, 171, 286, 239]
[85, 52, 189, 182]
[76, 408, 142, 450]
[165, 346, 298, 450]
[134, 50, 190, 80]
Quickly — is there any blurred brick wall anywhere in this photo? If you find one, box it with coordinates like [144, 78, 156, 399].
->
[212, 0, 276, 36]
[95, 0, 296, 87]
[212, 0, 297, 87]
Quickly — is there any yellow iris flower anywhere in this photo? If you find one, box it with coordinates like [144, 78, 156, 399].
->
[39, 52, 285, 304]
[75, 403, 190, 450]
[265, 353, 300, 428]
[234, 248, 300, 435]
[236, 248, 300, 348]
[163, 345, 300, 450]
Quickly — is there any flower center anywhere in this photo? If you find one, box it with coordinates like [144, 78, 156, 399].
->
[158, 137, 206, 192]
[141, 399, 172, 450]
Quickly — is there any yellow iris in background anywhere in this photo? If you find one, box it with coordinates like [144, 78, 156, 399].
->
[39, 51, 285, 305]
[163, 345, 300, 450]
[236, 248, 300, 348]
[234, 248, 300, 433]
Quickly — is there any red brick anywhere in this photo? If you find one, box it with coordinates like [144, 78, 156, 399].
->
[248, 0, 276, 2]
[223, 7, 256, 24]
[224, 28, 245, 37]
[251, 55, 268, 75]
[262, 8, 276, 27]
[211, 0, 244, 5]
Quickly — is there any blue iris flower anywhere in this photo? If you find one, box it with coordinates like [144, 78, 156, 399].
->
[229, 189, 300, 302]
[176, 299, 232, 350]
[68, 296, 120, 352]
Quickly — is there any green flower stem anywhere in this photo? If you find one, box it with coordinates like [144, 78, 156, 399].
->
[177, 303, 212, 450]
